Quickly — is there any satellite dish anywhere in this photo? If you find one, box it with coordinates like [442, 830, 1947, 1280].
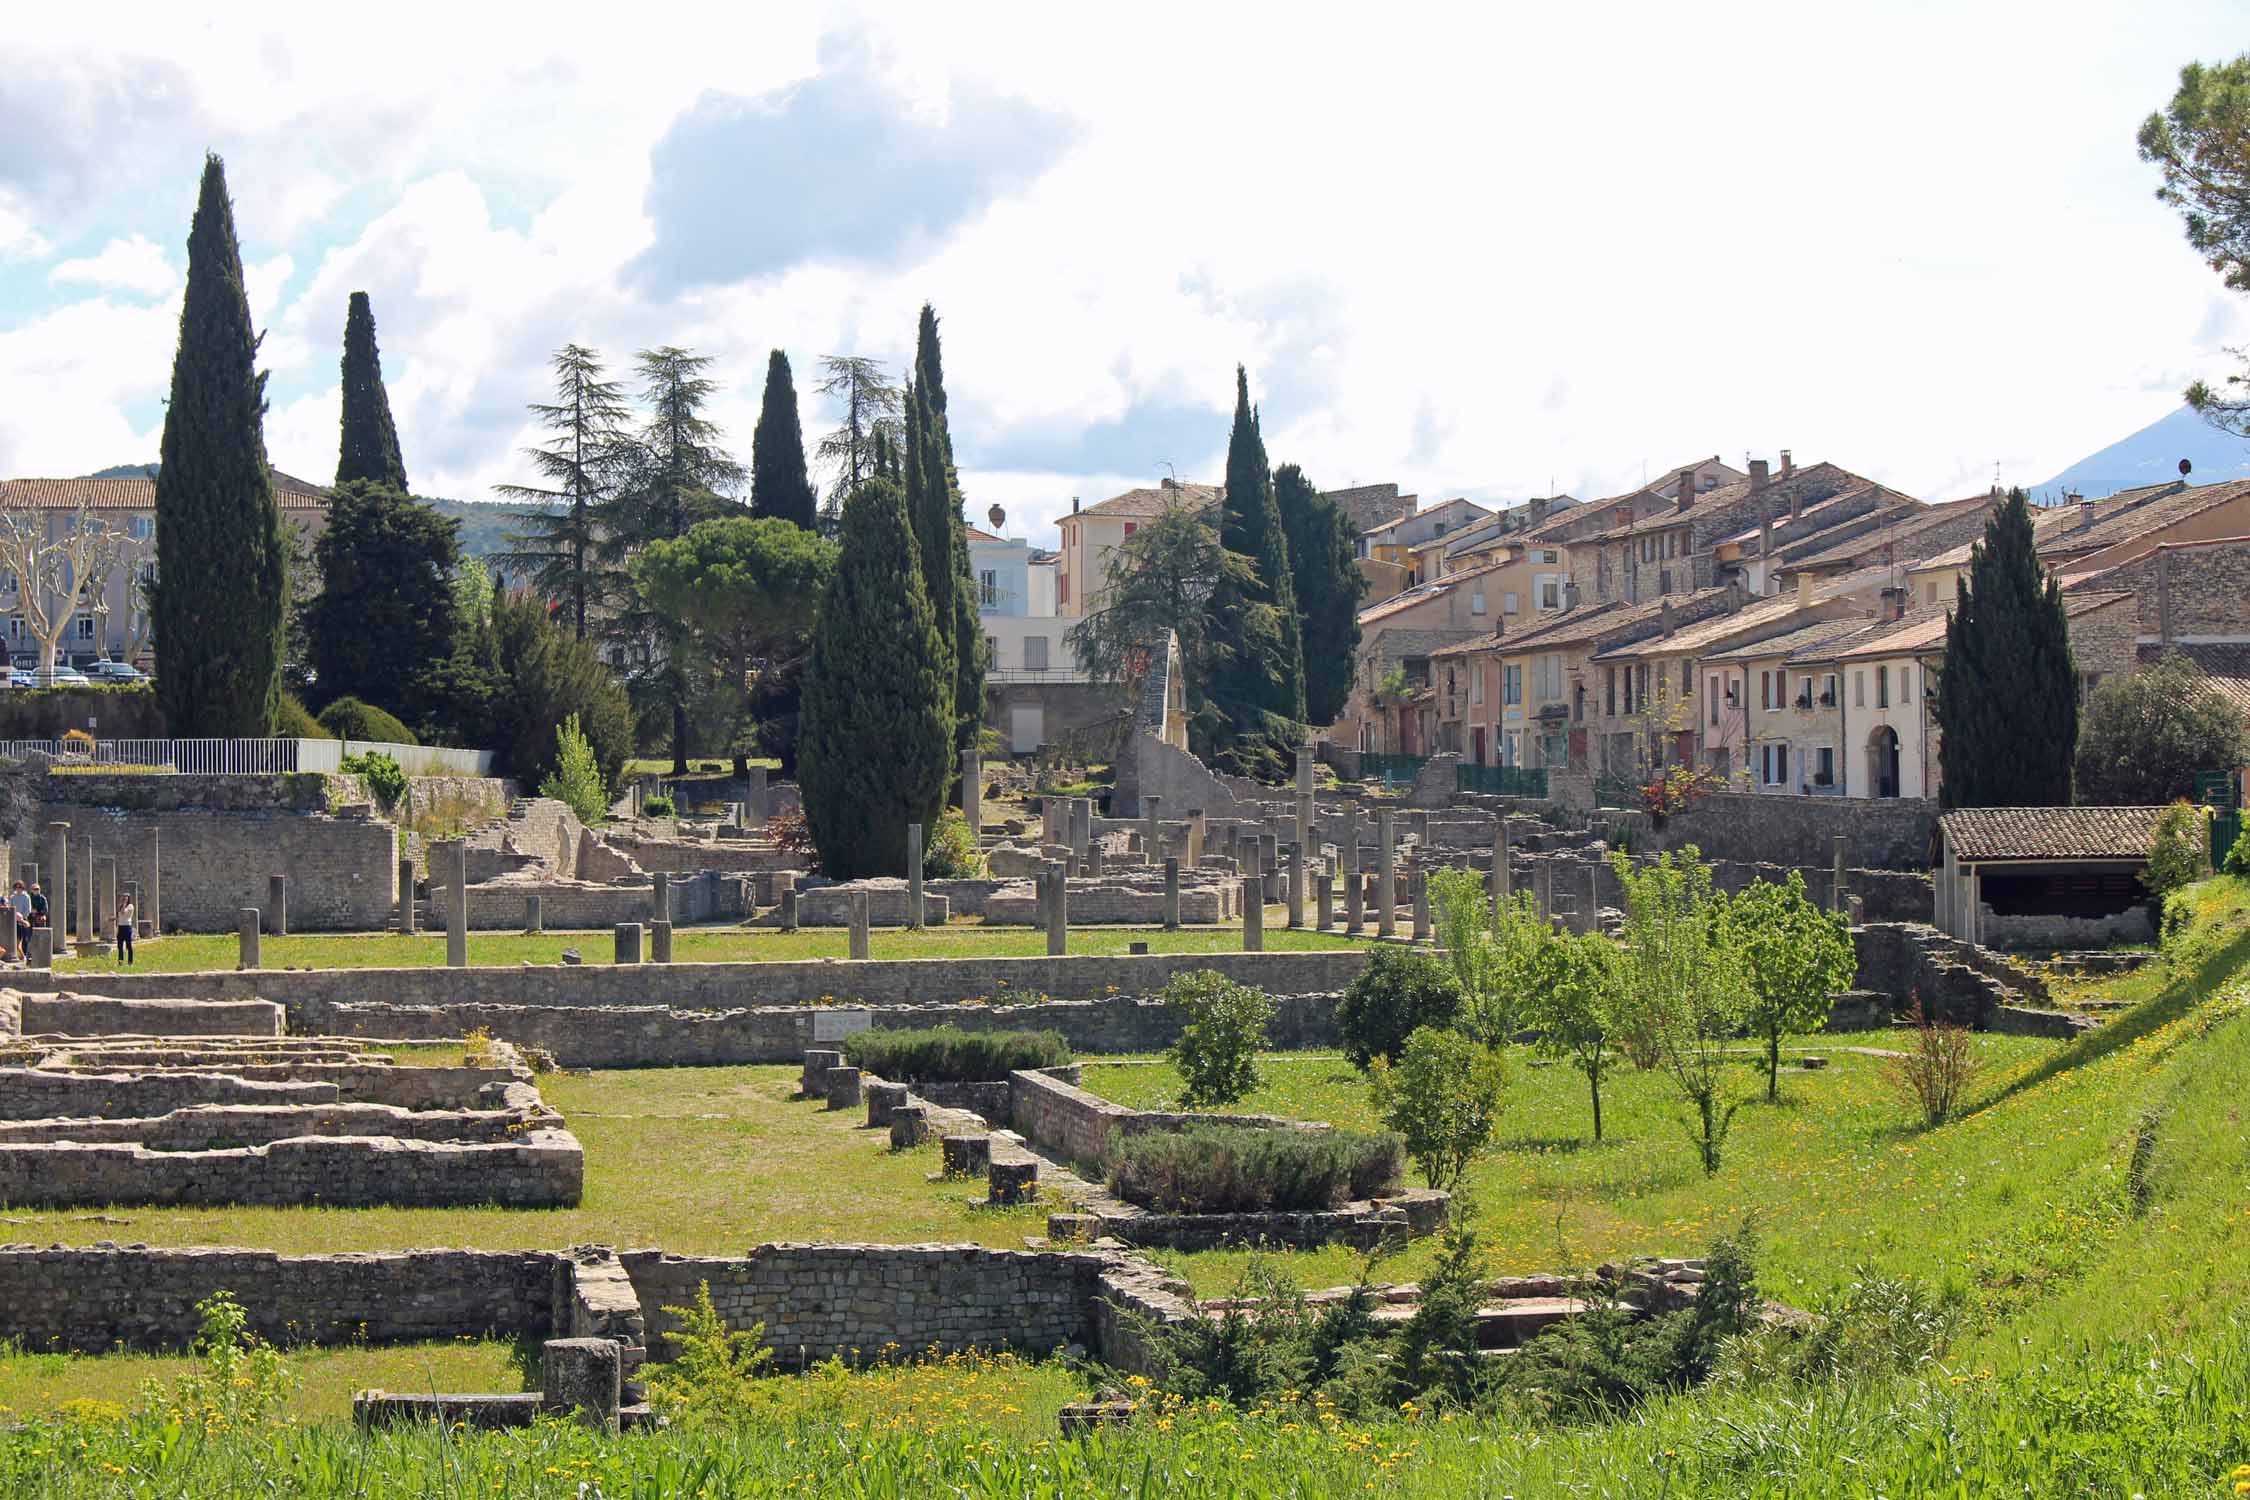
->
[987, 504, 1006, 533]
[2179, 458, 2194, 477]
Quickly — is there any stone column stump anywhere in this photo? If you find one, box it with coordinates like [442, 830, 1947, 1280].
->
[238, 908, 261, 970]
[801, 1049, 843, 1096]
[398, 858, 417, 935]
[1242, 876, 1264, 951]
[888, 1105, 929, 1149]
[988, 1159, 1038, 1205]
[865, 1081, 910, 1127]
[824, 1066, 863, 1111]
[613, 922, 644, 965]
[941, 1135, 992, 1177]
[266, 875, 288, 937]
[848, 892, 871, 961]
[541, 1337, 622, 1433]
[1162, 857, 1181, 931]
[524, 894, 543, 935]
[650, 919, 673, 964]
[907, 823, 925, 930]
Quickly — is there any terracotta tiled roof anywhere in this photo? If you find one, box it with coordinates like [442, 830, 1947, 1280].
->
[1939, 806, 2167, 863]
[1, 472, 330, 509]
[964, 524, 1003, 542]
[1078, 481, 1221, 519]
[1778, 491, 2000, 573]
[1586, 461, 1869, 543]
[1910, 478, 2250, 574]
[1355, 559, 1508, 625]
[1818, 612, 1950, 662]
[1699, 616, 1876, 664]
[2138, 641, 2250, 724]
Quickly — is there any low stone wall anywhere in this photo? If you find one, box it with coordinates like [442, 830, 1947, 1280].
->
[794, 883, 951, 927]
[601, 833, 803, 876]
[427, 872, 751, 930]
[0, 1099, 549, 1147]
[0, 1245, 559, 1354]
[15, 993, 283, 1037]
[13, 950, 1370, 1012]
[1050, 1190, 1448, 1252]
[979, 876, 1237, 925]
[619, 1244, 1120, 1367]
[1850, 921, 2082, 1032]
[1982, 907, 2153, 951]
[1638, 791, 1939, 871]
[0, 1128, 582, 1208]
[1006, 1068, 1313, 1169]
[312, 990, 1347, 1069]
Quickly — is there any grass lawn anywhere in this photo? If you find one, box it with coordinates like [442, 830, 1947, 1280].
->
[0, 1339, 528, 1422]
[51, 915, 1354, 975]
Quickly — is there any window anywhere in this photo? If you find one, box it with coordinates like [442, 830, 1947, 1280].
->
[1537, 575, 1561, 609]
[1708, 675, 1720, 725]
[1876, 665, 1889, 708]
[1058, 572, 1070, 605]
[1604, 666, 1616, 717]
[1820, 673, 1838, 707]
[76, 615, 95, 640]
[1470, 588, 1486, 616]
[1681, 660, 1693, 695]
[1760, 742, 1790, 786]
[1759, 670, 1773, 711]
[1503, 590, 1519, 614]
[1900, 668, 1913, 703]
[985, 634, 999, 666]
[1503, 664, 1522, 705]
[1470, 668, 1485, 706]
[1434, 519, 1448, 537]
[1854, 670, 1866, 708]
[1813, 746, 1835, 786]
[1538, 549, 1558, 564]
[1024, 636, 1050, 672]
[978, 569, 998, 607]
[1122, 523, 1137, 537]
[1924, 581, 1938, 606]
[129, 516, 154, 541]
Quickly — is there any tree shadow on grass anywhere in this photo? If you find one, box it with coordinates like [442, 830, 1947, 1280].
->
[1495, 1134, 1592, 1156]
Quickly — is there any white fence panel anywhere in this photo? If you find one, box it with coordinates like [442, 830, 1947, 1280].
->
[338, 739, 495, 776]
[0, 735, 495, 777]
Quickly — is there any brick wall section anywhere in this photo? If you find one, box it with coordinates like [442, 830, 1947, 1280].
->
[14, 950, 1370, 1012]
[0, 1246, 558, 1353]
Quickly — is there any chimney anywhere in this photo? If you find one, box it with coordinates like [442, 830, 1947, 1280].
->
[1758, 514, 1773, 572]
[1789, 487, 1803, 525]
[1880, 584, 1908, 622]
[2077, 494, 2095, 530]
[1749, 459, 1770, 491]
[1563, 580, 1581, 611]
[1674, 477, 1693, 514]
[1780, 449, 1794, 478]
[1795, 571, 1812, 608]
[1071, 496, 1081, 514]
[2157, 545, 2174, 647]
[1660, 600, 1675, 636]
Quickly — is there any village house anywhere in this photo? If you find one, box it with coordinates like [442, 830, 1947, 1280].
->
[1358, 497, 1495, 592]
[1771, 488, 2006, 594]
[1054, 478, 1219, 618]
[1333, 561, 1507, 755]
[1906, 476, 2250, 607]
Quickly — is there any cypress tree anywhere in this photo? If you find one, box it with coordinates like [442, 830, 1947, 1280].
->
[797, 476, 953, 879]
[910, 303, 986, 751]
[1274, 463, 1367, 726]
[1199, 366, 1305, 775]
[303, 480, 462, 724]
[152, 153, 288, 737]
[336, 291, 408, 492]
[1936, 488, 2078, 807]
[748, 349, 818, 529]
[903, 309, 960, 751]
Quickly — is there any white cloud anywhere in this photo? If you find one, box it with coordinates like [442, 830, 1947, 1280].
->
[0, 194, 52, 261]
[47, 234, 176, 298]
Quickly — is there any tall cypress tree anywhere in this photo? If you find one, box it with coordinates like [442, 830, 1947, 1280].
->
[153, 153, 287, 737]
[909, 303, 986, 752]
[748, 349, 818, 529]
[1274, 463, 1366, 726]
[1199, 366, 1305, 776]
[336, 291, 408, 492]
[797, 476, 953, 879]
[903, 310, 959, 755]
[1936, 488, 2077, 807]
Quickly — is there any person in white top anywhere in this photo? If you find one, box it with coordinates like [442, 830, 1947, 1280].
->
[6, 882, 28, 961]
[115, 896, 137, 966]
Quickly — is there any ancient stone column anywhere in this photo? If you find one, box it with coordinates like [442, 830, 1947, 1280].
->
[1261, 832, 1281, 904]
[1086, 840, 1104, 878]
[1040, 798, 1059, 847]
[28, 927, 51, 969]
[613, 921, 643, 964]
[398, 857, 418, 934]
[889, 1105, 930, 1149]
[97, 857, 117, 944]
[849, 891, 871, 960]
[1162, 856, 1181, 930]
[651, 919, 673, 963]
[266, 874, 287, 937]
[147, 826, 160, 936]
[1587, 862, 1602, 933]
[1187, 807, 1206, 865]
[43, 823, 68, 954]
[1345, 847, 1364, 935]
[1493, 815, 1511, 921]
[648, 872, 671, 925]
[77, 834, 94, 948]
[525, 894, 544, 935]
[1832, 834, 1848, 915]
[961, 748, 983, 836]
[1376, 810, 1396, 937]
[865, 1081, 909, 1128]
[1316, 857, 1334, 931]
[1069, 798, 1092, 859]
[1295, 744, 1315, 848]
[824, 1065, 862, 1110]
[906, 823, 925, 930]
[1142, 794, 1163, 866]
[988, 1159, 1038, 1205]
[1534, 858, 1554, 926]
[445, 840, 468, 969]
[1242, 877, 1264, 951]
[780, 886, 798, 932]
[238, 908, 261, 970]
[1046, 863, 1069, 955]
[1287, 837, 1306, 928]
[1412, 868, 1431, 942]
[942, 1134, 992, 1177]
[746, 766, 770, 826]
[541, 1338, 622, 1434]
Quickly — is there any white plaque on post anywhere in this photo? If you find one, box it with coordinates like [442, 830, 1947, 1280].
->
[812, 1008, 873, 1042]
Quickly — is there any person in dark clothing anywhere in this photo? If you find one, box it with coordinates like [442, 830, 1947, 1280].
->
[114, 896, 137, 965]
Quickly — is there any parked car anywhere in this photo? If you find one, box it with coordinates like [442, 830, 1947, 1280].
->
[83, 660, 146, 684]
[4, 669, 33, 689]
[32, 667, 91, 687]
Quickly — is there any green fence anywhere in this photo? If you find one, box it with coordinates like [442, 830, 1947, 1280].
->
[1358, 753, 1429, 784]
[2215, 811, 2244, 870]
[1594, 774, 1642, 810]
[1457, 763, 1548, 798]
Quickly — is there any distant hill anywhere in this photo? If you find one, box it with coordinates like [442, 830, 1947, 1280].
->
[2038, 404, 2250, 498]
[80, 463, 553, 561]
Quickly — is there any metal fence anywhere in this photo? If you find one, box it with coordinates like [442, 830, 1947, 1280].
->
[1456, 762, 1548, 798]
[1357, 752, 1428, 784]
[0, 737, 495, 777]
[2215, 811, 2244, 871]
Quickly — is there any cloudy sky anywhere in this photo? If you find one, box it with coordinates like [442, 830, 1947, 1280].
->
[3, 2, 2247, 544]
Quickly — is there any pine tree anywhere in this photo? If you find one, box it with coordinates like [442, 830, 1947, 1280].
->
[1199, 366, 1305, 775]
[304, 480, 462, 724]
[152, 153, 288, 737]
[797, 476, 953, 879]
[335, 291, 407, 492]
[1274, 463, 1367, 725]
[748, 349, 818, 529]
[813, 355, 904, 511]
[1936, 488, 2078, 807]
[495, 345, 632, 641]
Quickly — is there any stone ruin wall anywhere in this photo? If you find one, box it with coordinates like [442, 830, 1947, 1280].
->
[1003, 1067, 1314, 1169]
[427, 871, 752, 931]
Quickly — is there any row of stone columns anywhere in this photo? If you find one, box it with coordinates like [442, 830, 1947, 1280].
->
[32, 821, 164, 954]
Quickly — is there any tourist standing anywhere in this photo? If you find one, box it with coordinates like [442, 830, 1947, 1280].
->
[114, 895, 136, 965]
[5, 881, 24, 960]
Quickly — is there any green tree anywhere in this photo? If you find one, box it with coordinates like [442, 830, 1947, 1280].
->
[1201, 366, 1305, 776]
[1368, 1026, 1508, 1192]
[496, 344, 633, 641]
[1065, 505, 1243, 725]
[1724, 872, 1857, 1103]
[540, 713, 609, 825]
[903, 304, 987, 759]
[2074, 653, 2250, 805]
[1608, 846, 1750, 1175]
[2139, 56, 2250, 433]
[335, 291, 408, 492]
[152, 153, 287, 737]
[1429, 870, 1551, 1045]
[1935, 489, 2077, 808]
[812, 355, 904, 512]
[633, 516, 837, 777]
[796, 477, 952, 878]
[748, 350, 818, 530]
[1162, 970, 1277, 1108]
[601, 346, 747, 774]
[303, 480, 461, 722]
[1523, 929, 1625, 1142]
[488, 588, 633, 795]
[1273, 463, 1366, 725]
[1334, 944, 1463, 1068]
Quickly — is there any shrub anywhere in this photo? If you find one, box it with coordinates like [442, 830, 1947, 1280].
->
[540, 713, 610, 825]
[842, 1025, 1071, 1083]
[1163, 970, 1276, 1107]
[1134, 1255, 1379, 1405]
[1335, 943, 1463, 1068]
[1368, 1025, 1507, 1191]
[2225, 823, 2250, 876]
[1714, 1265, 1961, 1391]
[59, 727, 94, 755]
[276, 691, 333, 739]
[316, 695, 417, 745]
[151, 1291, 295, 1433]
[1106, 1123, 1402, 1213]
[766, 807, 819, 871]
[642, 793, 676, 817]
[1883, 994, 1981, 1127]
[340, 750, 407, 811]
[922, 809, 987, 878]
[2145, 802, 2209, 912]
[648, 1280, 773, 1423]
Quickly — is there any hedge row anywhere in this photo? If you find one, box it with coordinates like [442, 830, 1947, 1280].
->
[1106, 1123, 1403, 1214]
[841, 1025, 1073, 1083]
